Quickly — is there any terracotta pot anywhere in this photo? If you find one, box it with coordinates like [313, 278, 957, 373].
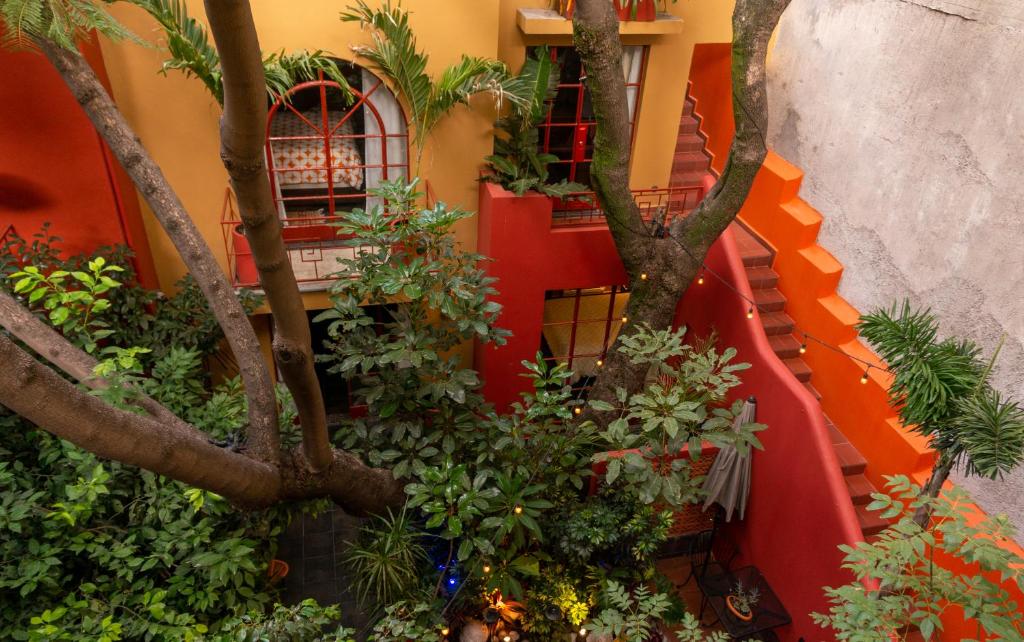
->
[267, 559, 290, 583]
[725, 595, 753, 622]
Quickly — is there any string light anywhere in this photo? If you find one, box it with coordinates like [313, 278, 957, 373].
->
[579, 627, 587, 636]
[483, 564, 491, 574]
[514, 505, 523, 515]
[860, 367, 871, 384]
[697, 270, 705, 285]
[621, 315, 628, 323]
[441, 628, 450, 636]
[746, 306, 754, 319]
[596, 358, 604, 367]
[640, 272, 648, 280]
[573, 406, 582, 415]
[504, 636, 511, 642]
[799, 342, 807, 354]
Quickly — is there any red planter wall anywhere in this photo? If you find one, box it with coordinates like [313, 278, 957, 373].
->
[476, 181, 862, 639]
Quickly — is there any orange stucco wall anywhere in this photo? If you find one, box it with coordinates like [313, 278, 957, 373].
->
[738, 152, 1024, 641]
[687, 42, 733, 174]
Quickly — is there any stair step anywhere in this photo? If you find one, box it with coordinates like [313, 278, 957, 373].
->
[672, 151, 711, 174]
[803, 381, 822, 400]
[768, 334, 802, 359]
[753, 288, 787, 312]
[824, 419, 846, 445]
[845, 474, 876, 506]
[675, 136, 705, 153]
[682, 99, 694, 116]
[745, 265, 779, 289]
[670, 171, 709, 188]
[834, 442, 868, 475]
[678, 120, 699, 135]
[783, 357, 812, 382]
[760, 311, 795, 336]
[856, 503, 890, 537]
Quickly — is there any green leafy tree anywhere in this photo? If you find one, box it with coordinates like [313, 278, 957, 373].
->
[340, 0, 531, 168]
[859, 301, 1024, 525]
[590, 325, 765, 507]
[814, 476, 1024, 641]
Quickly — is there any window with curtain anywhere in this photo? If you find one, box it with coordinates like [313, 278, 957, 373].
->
[533, 46, 648, 186]
[265, 61, 408, 222]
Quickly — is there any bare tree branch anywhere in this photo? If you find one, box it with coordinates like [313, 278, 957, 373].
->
[0, 290, 198, 433]
[0, 333, 281, 506]
[576, 0, 791, 415]
[203, 0, 332, 473]
[37, 38, 281, 462]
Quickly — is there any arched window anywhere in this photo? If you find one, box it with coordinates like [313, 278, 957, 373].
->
[265, 61, 408, 221]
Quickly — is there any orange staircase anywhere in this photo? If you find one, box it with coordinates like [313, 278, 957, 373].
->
[732, 225, 889, 537]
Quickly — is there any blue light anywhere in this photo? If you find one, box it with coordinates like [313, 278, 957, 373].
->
[448, 578, 457, 586]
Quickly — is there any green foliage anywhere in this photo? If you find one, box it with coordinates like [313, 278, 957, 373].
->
[0, 240, 300, 640]
[589, 579, 672, 641]
[858, 301, 1024, 480]
[674, 613, 730, 642]
[482, 47, 588, 198]
[209, 600, 356, 642]
[129, 0, 350, 105]
[814, 476, 1024, 641]
[9, 255, 124, 353]
[0, 0, 135, 50]
[368, 600, 446, 642]
[590, 324, 765, 507]
[341, 0, 529, 167]
[345, 508, 430, 608]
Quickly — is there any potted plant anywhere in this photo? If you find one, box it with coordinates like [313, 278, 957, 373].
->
[725, 581, 760, 622]
[557, 0, 658, 22]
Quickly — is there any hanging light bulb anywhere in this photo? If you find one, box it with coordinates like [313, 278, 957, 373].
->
[621, 315, 628, 324]
[514, 505, 523, 515]
[640, 272, 648, 281]
[697, 271, 705, 285]
[860, 368, 870, 384]
[596, 358, 604, 367]
[746, 307, 754, 319]
[573, 406, 582, 416]
[579, 627, 588, 636]
[441, 627, 450, 636]
[799, 343, 807, 355]
[504, 636, 512, 642]
[483, 564, 491, 574]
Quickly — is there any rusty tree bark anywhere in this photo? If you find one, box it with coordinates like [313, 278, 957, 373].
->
[204, 0, 333, 473]
[575, 0, 791, 416]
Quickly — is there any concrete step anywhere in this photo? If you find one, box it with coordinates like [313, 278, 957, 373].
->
[669, 170, 708, 188]
[672, 151, 711, 174]
[744, 265, 779, 289]
[678, 119, 699, 135]
[682, 99, 694, 116]
[783, 357, 812, 382]
[824, 419, 846, 445]
[856, 503, 890, 537]
[768, 333, 802, 359]
[760, 311, 795, 336]
[834, 442, 868, 475]
[675, 135, 706, 153]
[753, 288, 787, 312]
[803, 381, 822, 400]
[845, 474, 876, 506]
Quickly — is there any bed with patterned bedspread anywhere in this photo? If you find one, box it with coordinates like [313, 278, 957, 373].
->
[268, 109, 364, 190]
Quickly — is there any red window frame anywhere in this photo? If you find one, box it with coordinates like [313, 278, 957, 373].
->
[541, 285, 630, 394]
[536, 46, 648, 186]
[266, 70, 409, 218]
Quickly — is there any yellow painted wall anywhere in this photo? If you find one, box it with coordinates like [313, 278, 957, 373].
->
[97, 0, 734, 304]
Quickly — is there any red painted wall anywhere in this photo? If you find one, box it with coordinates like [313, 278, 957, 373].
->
[0, 37, 156, 286]
[687, 43, 734, 175]
[477, 182, 862, 639]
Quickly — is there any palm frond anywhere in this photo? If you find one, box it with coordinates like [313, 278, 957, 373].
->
[129, 0, 222, 102]
[262, 49, 353, 103]
[955, 389, 1024, 479]
[1, 0, 134, 50]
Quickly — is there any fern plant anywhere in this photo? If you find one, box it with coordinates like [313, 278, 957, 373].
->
[858, 301, 1024, 521]
[482, 47, 588, 198]
[589, 580, 671, 641]
[129, 0, 350, 105]
[341, 0, 531, 169]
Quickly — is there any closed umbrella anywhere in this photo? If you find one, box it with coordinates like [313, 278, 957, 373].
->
[702, 397, 756, 522]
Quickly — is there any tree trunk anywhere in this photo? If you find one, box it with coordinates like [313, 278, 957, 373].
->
[575, 0, 791, 419]
[203, 0, 333, 473]
[38, 39, 281, 463]
[912, 455, 953, 528]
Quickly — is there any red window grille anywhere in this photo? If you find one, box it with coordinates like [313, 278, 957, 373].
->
[266, 62, 409, 220]
[541, 285, 630, 395]
[535, 46, 648, 186]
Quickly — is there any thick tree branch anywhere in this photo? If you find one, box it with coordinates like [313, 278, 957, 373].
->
[203, 0, 332, 473]
[0, 333, 281, 506]
[0, 290, 197, 433]
[576, 0, 790, 416]
[38, 39, 280, 462]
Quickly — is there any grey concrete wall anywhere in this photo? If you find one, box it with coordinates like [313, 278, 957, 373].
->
[766, 0, 1024, 530]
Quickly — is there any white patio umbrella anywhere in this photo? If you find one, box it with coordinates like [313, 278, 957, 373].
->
[702, 397, 756, 522]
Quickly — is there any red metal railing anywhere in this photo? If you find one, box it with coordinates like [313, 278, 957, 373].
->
[551, 184, 705, 229]
[221, 182, 434, 288]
